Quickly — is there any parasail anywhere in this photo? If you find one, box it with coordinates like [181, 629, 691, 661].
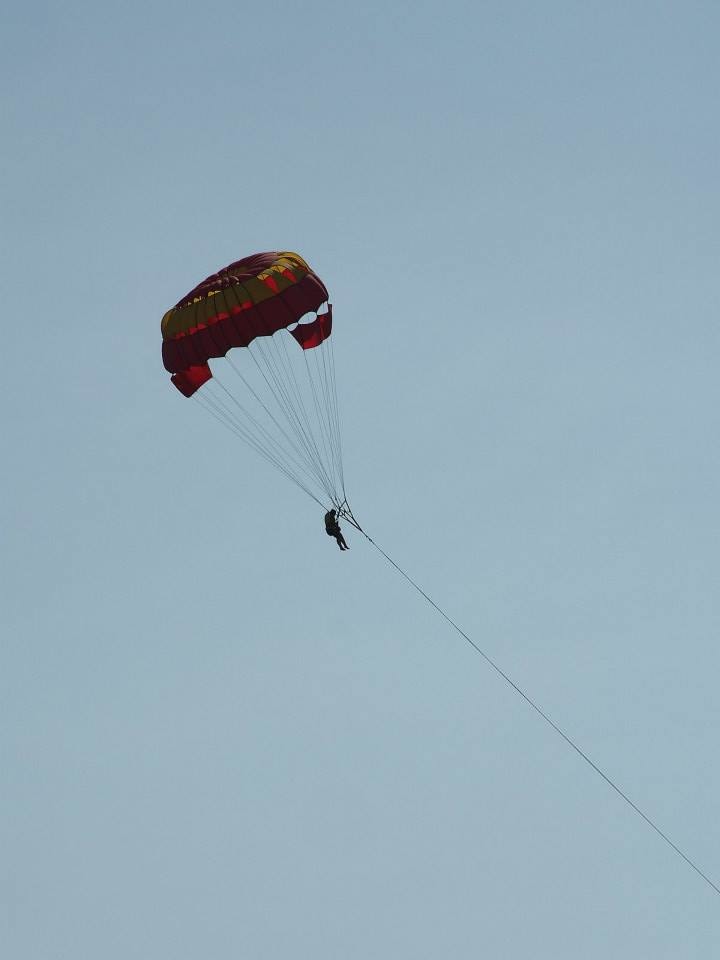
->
[159, 260, 720, 898]
[162, 251, 350, 515]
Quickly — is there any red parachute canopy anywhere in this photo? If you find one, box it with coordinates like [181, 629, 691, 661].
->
[161, 251, 331, 397]
[160, 250, 346, 511]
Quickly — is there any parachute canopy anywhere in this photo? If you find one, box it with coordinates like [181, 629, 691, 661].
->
[162, 251, 331, 397]
[162, 251, 348, 512]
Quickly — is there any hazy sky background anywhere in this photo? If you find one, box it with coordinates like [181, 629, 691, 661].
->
[3, 1, 720, 956]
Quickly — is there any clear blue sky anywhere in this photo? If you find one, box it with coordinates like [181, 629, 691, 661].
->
[3, 1, 719, 956]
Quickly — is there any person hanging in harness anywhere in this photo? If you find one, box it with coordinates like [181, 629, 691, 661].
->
[324, 508, 349, 551]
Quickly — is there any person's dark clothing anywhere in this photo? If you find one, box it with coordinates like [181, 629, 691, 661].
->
[324, 510, 349, 550]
